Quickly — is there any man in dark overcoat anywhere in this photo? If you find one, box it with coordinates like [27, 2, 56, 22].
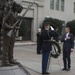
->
[36, 29, 42, 54]
[61, 27, 74, 71]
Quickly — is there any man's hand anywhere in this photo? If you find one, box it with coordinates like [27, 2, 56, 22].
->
[50, 26, 54, 31]
[65, 36, 70, 41]
[66, 36, 70, 39]
[71, 48, 74, 52]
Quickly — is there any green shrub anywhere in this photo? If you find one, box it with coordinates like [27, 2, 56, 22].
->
[66, 20, 75, 36]
[41, 17, 62, 35]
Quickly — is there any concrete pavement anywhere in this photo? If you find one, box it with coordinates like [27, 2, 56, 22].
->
[14, 43, 75, 75]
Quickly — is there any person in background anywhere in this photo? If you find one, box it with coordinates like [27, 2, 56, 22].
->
[61, 27, 74, 71]
[36, 28, 42, 54]
[40, 23, 59, 74]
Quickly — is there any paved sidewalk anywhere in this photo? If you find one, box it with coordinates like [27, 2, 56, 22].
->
[14, 45, 75, 75]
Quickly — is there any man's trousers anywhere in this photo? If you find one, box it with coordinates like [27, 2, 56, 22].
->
[42, 50, 50, 73]
[63, 50, 71, 69]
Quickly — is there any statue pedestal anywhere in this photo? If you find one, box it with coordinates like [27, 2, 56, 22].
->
[0, 64, 30, 75]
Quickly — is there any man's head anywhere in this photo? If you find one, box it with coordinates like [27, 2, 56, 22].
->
[65, 27, 70, 33]
[44, 23, 50, 30]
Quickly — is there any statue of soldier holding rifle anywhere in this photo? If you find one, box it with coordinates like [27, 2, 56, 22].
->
[0, 0, 35, 66]
[2, 0, 23, 66]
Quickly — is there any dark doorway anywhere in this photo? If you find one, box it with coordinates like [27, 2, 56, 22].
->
[19, 17, 32, 41]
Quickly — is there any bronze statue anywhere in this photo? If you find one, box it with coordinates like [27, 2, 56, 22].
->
[0, 0, 34, 66]
[0, 0, 34, 75]
[2, 0, 23, 66]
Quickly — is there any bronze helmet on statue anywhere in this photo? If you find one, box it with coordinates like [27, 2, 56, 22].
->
[13, 2, 23, 13]
[7, 0, 23, 13]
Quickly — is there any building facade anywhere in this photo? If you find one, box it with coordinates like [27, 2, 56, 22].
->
[17, 0, 75, 41]
[18, 0, 44, 41]
[44, 0, 75, 24]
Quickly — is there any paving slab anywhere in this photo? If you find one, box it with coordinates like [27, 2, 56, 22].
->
[0, 65, 30, 75]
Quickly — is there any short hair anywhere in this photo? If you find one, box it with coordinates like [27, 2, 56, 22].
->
[66, 27, 70, 31]
[44, 22, 51, 26]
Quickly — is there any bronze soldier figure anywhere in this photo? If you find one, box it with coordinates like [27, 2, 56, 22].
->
[2, 0, 23, 66]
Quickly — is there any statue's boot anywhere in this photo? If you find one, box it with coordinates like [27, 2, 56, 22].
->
[2, 62, 14, 66]
[9, 59, 19, 64]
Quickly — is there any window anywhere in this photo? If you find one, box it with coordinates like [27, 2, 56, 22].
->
[50, 0, 54, 9]
[61, 0, 64, 11]
[74, 2, 75, 13]
[50, 0, 64, 11]
[56, 0, 59, 10]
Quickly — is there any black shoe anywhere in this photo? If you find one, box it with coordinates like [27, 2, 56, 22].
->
[42, 72, 50, 74]
[62, 68, 66, 71]
[37, 52, 42, 54]
[10, 61, 19, 64]
[37, 53, 41, 54]
[66, 68, 70, 71]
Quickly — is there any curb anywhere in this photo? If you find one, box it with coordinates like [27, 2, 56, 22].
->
[14, 42, 36, 46]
